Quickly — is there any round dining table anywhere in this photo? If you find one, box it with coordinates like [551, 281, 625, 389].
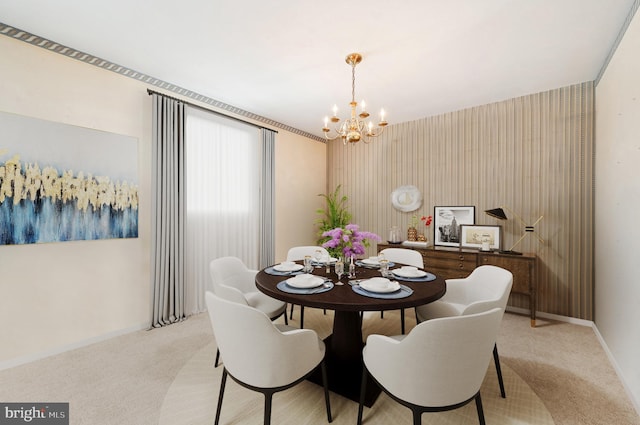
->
[255, 262, 446, 406]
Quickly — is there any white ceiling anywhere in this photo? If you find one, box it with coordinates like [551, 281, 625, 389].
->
[0, 0, 636, 139]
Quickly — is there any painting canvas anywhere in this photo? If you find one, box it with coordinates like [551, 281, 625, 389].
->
[0, 111, 138, 245]
[433, 206, 475, 247]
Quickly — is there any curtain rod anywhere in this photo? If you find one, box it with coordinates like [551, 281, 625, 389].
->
[146, 88, 277, 133]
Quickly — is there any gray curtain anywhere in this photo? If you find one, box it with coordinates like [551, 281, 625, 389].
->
[150, 94, 186, 327]
[259, 128, 276, 268]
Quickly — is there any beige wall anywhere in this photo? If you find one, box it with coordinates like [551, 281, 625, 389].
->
[595, 6, 640, 411]
[328, 83, 595, 320]
[0, 34, 325, 365]
[274, 131, 327, 262]
[0, 35, 151, 365]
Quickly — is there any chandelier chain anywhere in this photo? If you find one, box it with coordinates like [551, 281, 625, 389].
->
[351, 61, 356, 103]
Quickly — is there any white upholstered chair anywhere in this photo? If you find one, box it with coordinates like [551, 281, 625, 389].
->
[209, 256, 288, 367]
[415, 264, 513, 398]
[206, 292, 332, 425]
[378, 247, 425, 334]
[379, 247, 424, 268]
[286, 246, 330, 328]
[357, 308, 504, 425]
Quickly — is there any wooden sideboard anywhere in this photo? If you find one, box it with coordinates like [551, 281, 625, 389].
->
[377, 244, 537, 326]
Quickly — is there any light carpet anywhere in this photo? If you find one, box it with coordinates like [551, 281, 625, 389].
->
[159, 314, 554, 425]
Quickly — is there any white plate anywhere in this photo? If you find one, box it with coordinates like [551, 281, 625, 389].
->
[286, 274, 325, 289]
[392, 268, 427, 278]
[361, 258, 380, 266]
[274, 263, 304, 272]
[312, 257, 338, 264]
[359, 277, 400, 293]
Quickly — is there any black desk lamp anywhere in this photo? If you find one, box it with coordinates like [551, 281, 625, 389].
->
[485, 207, 544, 255]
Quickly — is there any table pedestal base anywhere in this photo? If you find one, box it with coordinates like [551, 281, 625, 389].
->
[308, 310, 380, 407]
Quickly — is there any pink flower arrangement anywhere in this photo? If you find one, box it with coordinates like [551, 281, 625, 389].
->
[322, 224, 381, 259]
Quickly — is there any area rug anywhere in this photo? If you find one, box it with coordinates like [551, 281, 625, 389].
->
[159, 340, 554, 425]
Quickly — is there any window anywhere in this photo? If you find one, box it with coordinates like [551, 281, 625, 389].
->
[185, 106, 261, 312]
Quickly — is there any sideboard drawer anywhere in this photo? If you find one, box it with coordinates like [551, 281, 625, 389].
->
[423, 250, 476, 277]
[426, 266, 473, 280]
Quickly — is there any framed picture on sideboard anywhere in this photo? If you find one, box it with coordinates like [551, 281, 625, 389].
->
[433, 206, 475, 247]
[460, 224, 502, 251]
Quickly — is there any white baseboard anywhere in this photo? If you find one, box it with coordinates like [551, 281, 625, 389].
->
[0, 322, 149, 371]
[506, 306, 593, 327]
[592, 324, 640, 417]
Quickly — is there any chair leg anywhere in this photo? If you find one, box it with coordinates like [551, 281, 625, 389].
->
[414, 307, 423, 324]
[300, 306, 305, 329]
[475, 392, 486, 425]
[400, 309, 406, 334]
[214, 368, 228, 425]
[264, 392, 273, 425]
[321, 361, 333, 422]
[493, 344, 506, 398]
[357, 365, 368, 425]
[290, 303, 295, 319]
[380, 311, 384, 318]
[283, 307, 289, 325]
[215, 348, 220, 368]
[412, 409, 422, 425]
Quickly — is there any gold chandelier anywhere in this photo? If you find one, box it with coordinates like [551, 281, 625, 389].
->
[322, 53, 387, 144]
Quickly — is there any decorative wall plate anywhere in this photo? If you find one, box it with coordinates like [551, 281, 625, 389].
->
[391, 185, 422, 212]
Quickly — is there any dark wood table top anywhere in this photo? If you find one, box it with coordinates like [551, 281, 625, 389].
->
[256, 262, 446, 407]
[255, 263, 446, 312]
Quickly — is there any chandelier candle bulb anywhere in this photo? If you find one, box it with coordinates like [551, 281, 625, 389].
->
[360, 100, 369, 118]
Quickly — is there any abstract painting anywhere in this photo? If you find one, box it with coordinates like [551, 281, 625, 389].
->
[0, 111, 138, 245]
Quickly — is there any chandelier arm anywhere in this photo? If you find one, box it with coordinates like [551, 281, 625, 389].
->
[367, 126, 386, 138]
[323, 132, 340, 141]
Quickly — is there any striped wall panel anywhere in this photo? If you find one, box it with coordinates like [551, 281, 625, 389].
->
[328, 82, 595, 320]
